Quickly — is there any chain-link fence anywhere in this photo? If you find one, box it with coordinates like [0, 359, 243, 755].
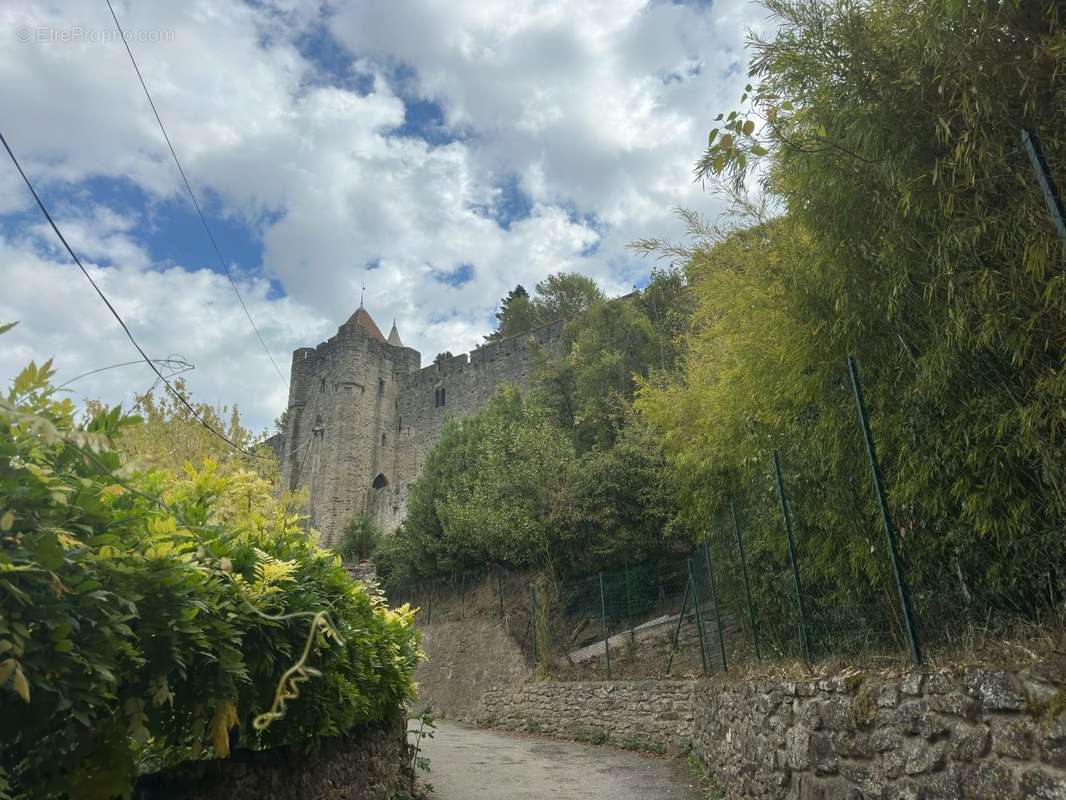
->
[386, 356, 1066, 677]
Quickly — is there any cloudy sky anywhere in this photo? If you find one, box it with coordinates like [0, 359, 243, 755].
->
[0, 0, 766, 432]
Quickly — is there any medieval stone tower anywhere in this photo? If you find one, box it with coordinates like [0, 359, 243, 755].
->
[279, 301, 564, 546]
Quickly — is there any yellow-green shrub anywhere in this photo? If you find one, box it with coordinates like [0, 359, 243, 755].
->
[0, 356, 420, 800]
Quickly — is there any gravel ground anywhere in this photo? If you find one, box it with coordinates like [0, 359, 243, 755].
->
[414, 720, 704, 800]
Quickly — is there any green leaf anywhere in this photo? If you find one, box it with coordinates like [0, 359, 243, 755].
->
[33, 532, 65, 571]
[12, 666, 29, 702]
[707, 128, 719, 147]
[0, 321, 16, 336]
[742, 120, 755, 136]
[751, 144, 769, 156]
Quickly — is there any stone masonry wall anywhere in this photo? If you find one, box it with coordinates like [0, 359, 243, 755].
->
[692, 664, 1066, 799]
[474, 680, 698, 755]
[135, 716, 409, 800]
[414, 618, 531, 720]
[392, 318, 565, 529]
[281, 313, 565, 544]
[460, 664, 1066, 799]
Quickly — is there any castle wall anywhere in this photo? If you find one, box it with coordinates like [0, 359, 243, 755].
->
[388, 319, 565, 531]
[280, 315, 565, 545]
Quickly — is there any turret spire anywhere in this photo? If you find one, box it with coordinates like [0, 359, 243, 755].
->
[387, 318, 404, 347]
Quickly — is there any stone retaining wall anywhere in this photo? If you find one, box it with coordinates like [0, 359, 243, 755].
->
[475, 680, 697, 754]
[414, 612, 1066, 797]
[415, 618, 531, 719]
[135, 716, 410, 800]
[693, 663, 1066, 799]
[462, 665, 1066, 798]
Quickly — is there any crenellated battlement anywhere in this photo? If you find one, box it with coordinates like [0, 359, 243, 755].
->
[402, 318, 565, 389]
[279, 306, 564, 545]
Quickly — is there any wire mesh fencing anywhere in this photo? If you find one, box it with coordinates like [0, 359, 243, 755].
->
[383, 354, 1066, 677]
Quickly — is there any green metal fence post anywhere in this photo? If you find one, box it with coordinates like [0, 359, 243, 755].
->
[1022, 128, 1066, 249]
[530, 584, 538, 666]
[624, 563, 635, 645]
[848, 356, 923, 665]
[497, 570, 505, 622]
[599, 573, 612, 679]
[730, 497, 761, 660]
[667, 577, 691, 674]
[773, 450, 813, 662]
[703, 537, 728, 671]
[687, 559, 710, 675]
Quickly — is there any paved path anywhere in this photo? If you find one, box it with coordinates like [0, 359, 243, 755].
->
[415, 720, 703, 800]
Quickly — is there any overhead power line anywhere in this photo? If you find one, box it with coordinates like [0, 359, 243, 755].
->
[0, 129, 262, 459]
[105, 0, 290, 390]
[57, 355, 194, 389]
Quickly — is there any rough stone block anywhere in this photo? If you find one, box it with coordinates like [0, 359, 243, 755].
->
[950, 723, 991, 762]
[901, 673, 924, 696]
[903, 738, 947, 775]
[787, 726, 813, 770]
[1019, 768, 1066, 799]
[964, 668, 1026, 712]
[928, 692, 980, 721]
[994, 719, 1035, 760]
[925, 672, 955, 695]
[960, 760, 1016, 798]
[878, 684, 901, 708]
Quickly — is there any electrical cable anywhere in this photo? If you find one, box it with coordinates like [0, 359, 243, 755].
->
[0, 128, 264, 459]
[105, 0, 290, 390]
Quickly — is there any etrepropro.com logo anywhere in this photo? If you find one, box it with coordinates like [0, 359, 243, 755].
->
[16, 26, 175, 44]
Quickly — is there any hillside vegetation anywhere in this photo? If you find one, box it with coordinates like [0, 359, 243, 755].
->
[381, 0, 1066, 642]
[0, 351, 420, 799]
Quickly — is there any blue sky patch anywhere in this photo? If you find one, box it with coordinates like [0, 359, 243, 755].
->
[3, 174, 270, 284]
[493, 175, 533, 230]
[141, 189, 266, 279]
[294, 22, 375, 95]
[432, 262, 475, 287]
[392, 95, 457, 147]
[381, 63, 467, 147]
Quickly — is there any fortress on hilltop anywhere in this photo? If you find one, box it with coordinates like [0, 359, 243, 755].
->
[278, 301, 564, 546]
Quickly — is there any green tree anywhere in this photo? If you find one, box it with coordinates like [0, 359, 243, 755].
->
[486, 285, 539, 341]
[88, 379, 279, 484]
[486, 273, 605, 341]
[336, 513, 382, 562]
[379, 388, 580, 580]
[535, 296, 658, 450]
[380, 271, 695, 585]
[533, 273, 603, 322]
[639, 0, 1066, 642]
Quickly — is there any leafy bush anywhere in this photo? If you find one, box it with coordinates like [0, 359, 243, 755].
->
[639, 0, 1066, 646]
[378, 270, 696, 587]
[336, 513, 382, 563]
[0, 356, 420, 800]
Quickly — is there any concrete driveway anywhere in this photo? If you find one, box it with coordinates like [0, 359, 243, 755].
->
[414, 720, 703, 800]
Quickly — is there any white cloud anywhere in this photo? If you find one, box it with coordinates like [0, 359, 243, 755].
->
[0, 231, 324, 430]
[0, 0, 766, 430]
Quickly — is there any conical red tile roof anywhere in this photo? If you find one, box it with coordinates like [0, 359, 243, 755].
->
[345, 306, 386, 342]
